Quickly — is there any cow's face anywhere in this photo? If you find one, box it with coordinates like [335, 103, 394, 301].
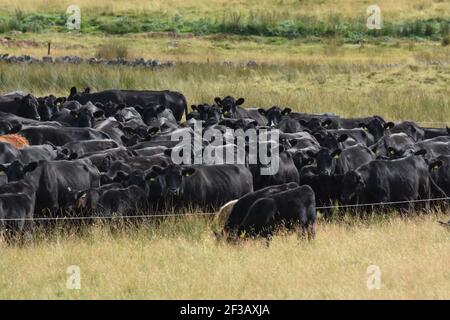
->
[0, 161, 38, 182]
[70, 108, 103, 127]
[341, 171, 364, 204]
[259, 106, 291, 127]
[214, 96, 245, 117]
[314, 132, 348, 151]
[14, 95, 40, 120]
[360, 118, 385, 142]
[146, 165, 195, 197]
[192, 104, 222, 123]
[315, 148, 341, 176]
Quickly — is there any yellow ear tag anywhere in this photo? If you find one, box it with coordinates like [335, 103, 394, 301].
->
[0, 171, 5, 176]
[80, 193, 87, 198]
[334, 154, 340, 159]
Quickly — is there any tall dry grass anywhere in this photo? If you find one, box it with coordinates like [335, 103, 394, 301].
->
[0, 61, 448, 124]
[0, 213, 449, 299]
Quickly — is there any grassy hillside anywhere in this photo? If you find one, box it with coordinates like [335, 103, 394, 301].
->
[0, 1, 448, 39]
[1, 213, 449, 299]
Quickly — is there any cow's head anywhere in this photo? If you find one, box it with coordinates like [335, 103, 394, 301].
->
[258, 106, 291, 127]
[0, 161, 38, 182]
[341, 171, 365, 204]
[69, 107, 104, 127]
[68, 86, 90, 102]
[142, 104, 175, 126]
[214, 96, 245, 117]
[359, 117, 385, 142]
[97, 101, 126, 118]
[313, 131, 348, 151]
[191, 104, 223, 124]
[14, 94, 40, 120]
[145, 164, 195, 198]
[312, 148, 342, 176]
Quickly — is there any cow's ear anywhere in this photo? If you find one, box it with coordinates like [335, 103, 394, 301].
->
[182, 167, 195, 177]
[358, 123, 368, 130]
[69, 153, 78, 160]
[236, 98, 245, 106]
[157, 105, 166, 113]
[145, 171, 158, 181]
[147, 127, 159, 136]
[61, 148, 69, 155]
[70, 87, 77, 96]
[76, 191, 87, 200]
[94, 102, 104, 109]
[384, 122, 395, 130]
[84, 87, 91, 94]
[322, 119, 332, 128]
[446, 126, 450, 135]
[191, 105, 198, 111]
[337, 134, 348, 142]
[305, 158, 315, 165]
[282, 107, 292, 115]
[114, 171, 128, 182]
[164, 148, 172, 157]
[429, 160, 443, 171]
[70, 110, 78, 118]
[331, 149, 342, 159]
[214, 97, 222, 106]
[117, 103, 126, 110]
[414, 149, 427, 156]
[93, 110, 104, 118]
[258, 108, 266, 115]
[24, 162, 38, 173]
[9, 121, 22, 134]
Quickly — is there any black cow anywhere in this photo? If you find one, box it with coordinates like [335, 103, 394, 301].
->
[68, 87, 188, 122]
[429, 156, 450, 196]
[221, 182, 316, 241]
[1, 159, 100, 215]
[146, 164, 253, 208]
[215, 96, 267, 125]
[341, 152, 445, 213]
[0, 94, 40, 120]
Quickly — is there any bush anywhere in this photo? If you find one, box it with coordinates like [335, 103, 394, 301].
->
[442, 35, 450, 46]
[95, 41, 129, 59]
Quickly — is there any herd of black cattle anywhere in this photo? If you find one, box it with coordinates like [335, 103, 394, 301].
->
[0, 88, 449, 241]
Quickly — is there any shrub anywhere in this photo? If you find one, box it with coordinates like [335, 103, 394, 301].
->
[95, 41, 129, 59]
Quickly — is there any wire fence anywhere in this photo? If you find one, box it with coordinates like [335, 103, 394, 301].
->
[0, 196, 449, 222]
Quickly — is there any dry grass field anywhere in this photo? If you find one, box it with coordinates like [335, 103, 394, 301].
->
[0, 0, 449, 300]
[1, 214, 449, 299]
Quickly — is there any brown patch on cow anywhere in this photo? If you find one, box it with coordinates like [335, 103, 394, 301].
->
[0, 134, 30, 149]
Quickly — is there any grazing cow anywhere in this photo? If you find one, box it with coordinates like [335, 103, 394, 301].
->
[0, 134, 30, 149]
[68, 87, 188, 122]
[221, 182, 316, 241]
[341, 152, 445, 212]
[145, 164, 253, 208]
[0, 94, 40, 120]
